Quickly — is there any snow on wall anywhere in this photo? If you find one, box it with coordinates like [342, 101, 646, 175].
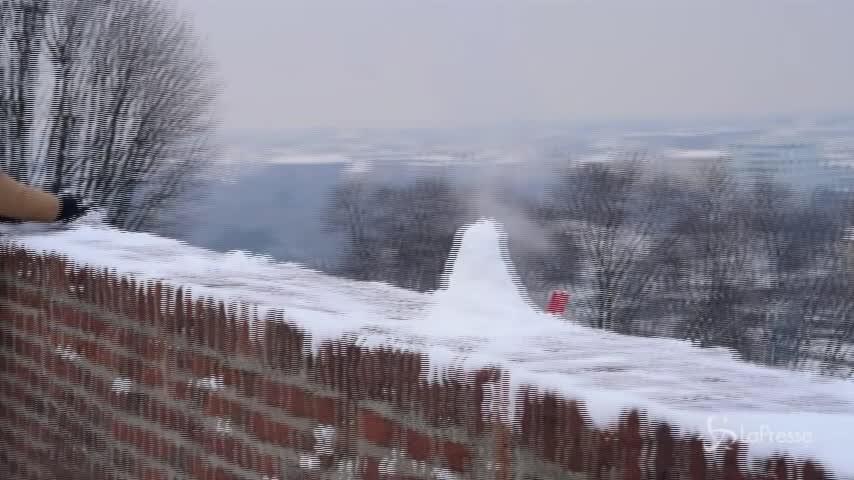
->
[3, 217, 854, 476]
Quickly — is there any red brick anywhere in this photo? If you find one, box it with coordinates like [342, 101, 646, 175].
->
[172, 380, 190, 401]
[140, 366, 164, 387]
[261, 379, 284, 408]
[724, 442, 745, 480]
[442, 441, 472, 473]
[259, 453, 279, 477]
[620, 410, 643, 480]
[314, 394, 337, 424]
[142, 466, 169, 480]
[190, 454, 210, 478]
[688, 437, 707, 480]
[272, 420, 292, 447]
[765, 456, 791, 480]
[289, 384, 309, 417]
[359, 409, 395, 447]
[362, 456, 381, 480]
[655, 423, 675, 480]
[190, 352, 210, 376]
[405, 429, 432, 461]
[205, 395, 227, 417]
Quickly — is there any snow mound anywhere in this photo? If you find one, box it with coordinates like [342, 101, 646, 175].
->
[419, 218, 553, 337]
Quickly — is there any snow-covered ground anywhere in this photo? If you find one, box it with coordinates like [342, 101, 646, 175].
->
[3, 216, 854, 477]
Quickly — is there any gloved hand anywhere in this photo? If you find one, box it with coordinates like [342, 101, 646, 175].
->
[56, 195, 90, 223]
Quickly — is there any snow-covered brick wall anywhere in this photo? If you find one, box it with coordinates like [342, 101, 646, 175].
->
[0, 219, 849, 480]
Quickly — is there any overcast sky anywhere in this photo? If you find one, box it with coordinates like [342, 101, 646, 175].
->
[175, 0, 854, 131]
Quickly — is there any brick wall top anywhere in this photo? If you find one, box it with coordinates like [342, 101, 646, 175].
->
[3, 224, 854, 476]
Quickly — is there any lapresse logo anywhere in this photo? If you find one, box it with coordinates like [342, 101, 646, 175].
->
[704, 416, 814, 453]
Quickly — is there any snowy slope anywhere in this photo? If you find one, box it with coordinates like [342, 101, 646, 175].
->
[3, 217, 854, 476]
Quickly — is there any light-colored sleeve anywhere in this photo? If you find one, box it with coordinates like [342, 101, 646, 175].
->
[0, 173, 60, 222]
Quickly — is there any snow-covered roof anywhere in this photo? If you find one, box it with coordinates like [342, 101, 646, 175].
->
[3, 217, 854, 476]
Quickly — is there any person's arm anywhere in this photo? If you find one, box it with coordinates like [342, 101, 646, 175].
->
[0, 173, 60, 222]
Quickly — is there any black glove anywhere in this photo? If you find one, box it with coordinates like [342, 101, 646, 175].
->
[56, 195, 90, 223]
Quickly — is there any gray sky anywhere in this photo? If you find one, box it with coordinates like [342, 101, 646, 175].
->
[176, 0, 854, 131]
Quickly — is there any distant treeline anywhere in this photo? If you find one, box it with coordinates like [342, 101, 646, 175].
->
[324, 156, 854, 377]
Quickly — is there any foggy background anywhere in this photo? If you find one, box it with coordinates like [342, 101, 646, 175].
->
[176, 0, 854, 131]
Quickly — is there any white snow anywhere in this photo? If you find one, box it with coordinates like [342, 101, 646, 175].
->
[577, 152, 616, 164]
[419, 220, 546, 337]
[341, 160, 374, 176]
[409, 154, 458, 165]
[268, 153, 351, 165]
[298, 454, 320, 470]
[215, 417, 234, 434]
[54, 345, 81, 361]
[3, 217, 854, 476]
[111, 377, 133, 394]
[190, 376, 225, 391]
[313, 425, 337, 456]
[663, 149, 728, 160]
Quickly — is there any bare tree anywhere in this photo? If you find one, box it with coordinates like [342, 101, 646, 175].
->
[371, 176, 473, 291]
[796, 189, 854, 374]
[0, 0, 218, 231]
[535, 156, 682, 333]
[669, 161, 757, 355]
[324, 175, 473, 291]
[515, 152, 854, 373]
[0, 0, 48, 179]
[743, 179, 825, 366]
[510, 191, 585, 308]
[323, 178, 382, 282]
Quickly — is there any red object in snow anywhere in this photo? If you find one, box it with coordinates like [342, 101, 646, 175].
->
[546, 291, 570, 314]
